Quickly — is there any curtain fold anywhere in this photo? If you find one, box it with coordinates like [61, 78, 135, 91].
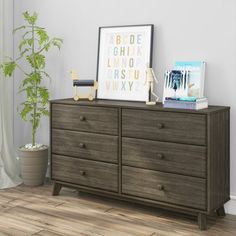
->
[0, 0, 22, 189]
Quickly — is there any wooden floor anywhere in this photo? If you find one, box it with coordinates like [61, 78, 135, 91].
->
[0, 182, 236, 236]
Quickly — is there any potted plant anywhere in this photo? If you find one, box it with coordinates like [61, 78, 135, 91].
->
[0, 11, 63, 186]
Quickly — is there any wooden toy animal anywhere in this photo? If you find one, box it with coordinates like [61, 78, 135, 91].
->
[71, 70, 98, 101]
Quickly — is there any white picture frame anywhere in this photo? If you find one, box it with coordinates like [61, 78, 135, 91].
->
[96, 24, 154, 102]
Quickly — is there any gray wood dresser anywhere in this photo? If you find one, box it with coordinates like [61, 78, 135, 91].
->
[50, 98, 230, 230]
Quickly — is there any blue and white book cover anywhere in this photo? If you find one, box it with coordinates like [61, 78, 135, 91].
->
[163, 70, 189, 103]
[175, 61, 205, 98]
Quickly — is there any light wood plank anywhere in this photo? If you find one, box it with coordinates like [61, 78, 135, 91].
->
[0, 183, 235, 236]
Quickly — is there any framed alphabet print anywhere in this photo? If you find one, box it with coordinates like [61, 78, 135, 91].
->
[96, 24, 154, 101]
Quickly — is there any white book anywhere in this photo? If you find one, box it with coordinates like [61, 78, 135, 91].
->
[175, 61, 206, 98]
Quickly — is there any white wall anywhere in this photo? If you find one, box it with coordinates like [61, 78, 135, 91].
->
[13, 0, 236, 214]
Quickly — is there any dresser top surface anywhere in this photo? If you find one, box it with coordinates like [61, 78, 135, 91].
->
[50, 98, 230, 114]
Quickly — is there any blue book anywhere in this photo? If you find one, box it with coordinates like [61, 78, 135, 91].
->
[175, 61, 206, 98]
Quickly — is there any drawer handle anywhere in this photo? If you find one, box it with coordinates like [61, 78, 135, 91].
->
[157, 184, 164, 191]
[79, 170, 86, 176]
[80, 116, 86, 121]
[79, 143, 86, 148]
[157, 123, 164, 129]
[157, 153, 164, 159]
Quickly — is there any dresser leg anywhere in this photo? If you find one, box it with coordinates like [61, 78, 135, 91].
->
[216, 206, 226, 217]
[52, 182, 62, 196]
[198, 213, 207, 230]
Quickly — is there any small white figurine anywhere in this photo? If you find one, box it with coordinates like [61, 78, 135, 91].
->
[144, 64, 159, 105]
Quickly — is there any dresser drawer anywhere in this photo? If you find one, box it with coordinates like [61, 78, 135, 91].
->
[122, 166, 206, 210]
[52, 155, 118, 192]
[52, 104, 118, 135]
[52, 129, 118, 163]
[122, 137, 206, 178]
[122, 109, 206, 145]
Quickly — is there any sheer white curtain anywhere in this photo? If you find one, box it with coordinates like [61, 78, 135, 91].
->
[0, 0, 22, 188]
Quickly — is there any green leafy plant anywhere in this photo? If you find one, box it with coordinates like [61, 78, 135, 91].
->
[0, 11, 63, 147]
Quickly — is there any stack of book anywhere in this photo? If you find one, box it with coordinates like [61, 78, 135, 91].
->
[164, 97, 208, 110]
[163, 61, 207, 110]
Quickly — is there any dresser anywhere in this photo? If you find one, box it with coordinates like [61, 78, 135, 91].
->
[50, 99, 230, 230]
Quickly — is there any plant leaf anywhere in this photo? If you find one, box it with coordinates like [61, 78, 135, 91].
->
[51, 38, 63, 50]
[38, 87, 49, 106]
[26, 54, 45, 69]
[36, 28, 49, 45]
[20, 103, 33, 121]
[38, 107, 49, 117]
[1, 62, 16, 77]
[35, 54, 45, 69]
[23, 11, 38, 25]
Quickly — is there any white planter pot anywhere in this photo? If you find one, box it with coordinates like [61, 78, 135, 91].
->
[18, 146, 48, 186]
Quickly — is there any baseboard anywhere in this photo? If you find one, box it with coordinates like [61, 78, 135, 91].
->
[225, 195, 236, 215]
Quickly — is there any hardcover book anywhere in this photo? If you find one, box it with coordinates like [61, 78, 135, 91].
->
[174, 61, 206, 98]
[163, 70, 189, 103]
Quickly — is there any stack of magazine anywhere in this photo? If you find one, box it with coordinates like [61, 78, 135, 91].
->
[163, 61, 208, 110]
